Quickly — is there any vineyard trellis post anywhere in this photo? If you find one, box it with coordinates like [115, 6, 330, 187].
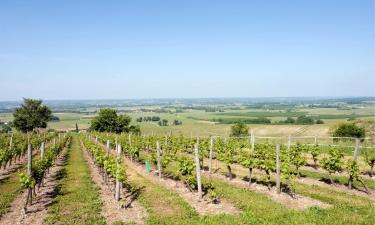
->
[95, 135, 98, 144]
[348, 138, 360, 189]
[353, 138, 360, 161]
[276, 144, 281, 194]
[106, 140, 110, 157]
[194, 143, 202, 199]
[105, 139, 110, 183]
[157, 141, 162, 179]
[26, 140, 33, 207]
[115, 144, 122, 201]
[209, 137, 213, 174]
[9, 133, 13, 166]
[40, 142, 45, 159]
[53, 137, 56, 147]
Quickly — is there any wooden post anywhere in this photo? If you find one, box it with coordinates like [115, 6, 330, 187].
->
[95, 135, 98, 144]
[53, 138, 56, 147]
[349, 138, 360, 189]
[8, 134, 13, 165]
[314, 136, 317, 145]
[128, 133, 132, 146]
[106, 140, 110, 157]
[353, 138, 360, 161]
[105, 139, 110, 183]
[27, 142, 33, 205]
[157, 141, 162, 178]
[40, 142, 45, 159]
[194, 144, 202, 199]
[209, 137, 213, 174]
[115, 144, 122, 201]
[276, 144, 281, 194]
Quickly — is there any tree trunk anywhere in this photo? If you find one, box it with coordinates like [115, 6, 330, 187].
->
[329, 173, 334, 185]
[227, 165, 233, 180]
[266, 170, 271, 190]
[348, 175, 353, 189]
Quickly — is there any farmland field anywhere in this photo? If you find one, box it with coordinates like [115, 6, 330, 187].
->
[1, 99, 374, 224]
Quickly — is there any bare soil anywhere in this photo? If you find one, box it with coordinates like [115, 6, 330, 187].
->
[82, 145, 148, 225]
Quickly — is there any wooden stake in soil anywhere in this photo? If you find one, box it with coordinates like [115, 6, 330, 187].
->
[349, 138, 361, 189]
[157, 141, 162, 179]
[209, 137, 213, 174]
[106, 140, 110, 157]
[8, 133, 13, 166]
[95, 135, 98, 144]
[115, 144, 122, 201]
[26, 143, 33, 207]
[194, 144, 203, 199]
[276, 144, 281, 194]
[40, 142, 45, 159]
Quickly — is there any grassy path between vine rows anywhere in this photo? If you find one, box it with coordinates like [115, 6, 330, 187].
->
[0, 165, 23, 216]
[44, 135, 106, 225]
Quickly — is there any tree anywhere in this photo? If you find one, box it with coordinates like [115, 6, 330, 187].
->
[296, 115, 314, 124]
[316, 119, 324, 124]
[230, 122, 249, 137]
[333, 123, 365, 139]
[13, 98, 52, 132]
[284, 117, 295, 124]
[90, 108, 139, 134]
[158, 119, 168, 126]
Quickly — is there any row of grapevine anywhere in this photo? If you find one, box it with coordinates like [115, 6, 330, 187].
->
[0, 132, 58, 170]
[90, 132, 375, 197]
[19, 133, 70, 209]
[92, 133, 225, 203]
[81, 134, 127, 202]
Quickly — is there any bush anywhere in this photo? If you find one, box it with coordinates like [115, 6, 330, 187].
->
[333, 123, 365, 139]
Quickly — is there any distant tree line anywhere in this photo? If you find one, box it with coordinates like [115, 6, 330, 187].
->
[136, 116, 160, 122]
[278, 116, 324, 125]
[158, 119, 183, 126]
[211, 115, 324, 125]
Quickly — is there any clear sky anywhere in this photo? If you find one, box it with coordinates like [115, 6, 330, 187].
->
[0, 0, 373, 100]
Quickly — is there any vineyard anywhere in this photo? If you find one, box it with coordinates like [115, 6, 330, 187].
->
[0, 131, 374, 225]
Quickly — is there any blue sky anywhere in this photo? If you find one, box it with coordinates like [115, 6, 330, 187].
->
[0, 0, 373, 100]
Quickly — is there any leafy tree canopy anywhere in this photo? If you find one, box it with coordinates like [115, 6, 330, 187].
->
[90, 108, 140, 134]
[333, 123, 365, 139]
[230, 121, 249, 137]
[12, 98, 52, 132]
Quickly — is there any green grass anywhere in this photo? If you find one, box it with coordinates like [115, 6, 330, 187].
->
[45, 135, 106, 225]
[0, 168, 23, 216]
